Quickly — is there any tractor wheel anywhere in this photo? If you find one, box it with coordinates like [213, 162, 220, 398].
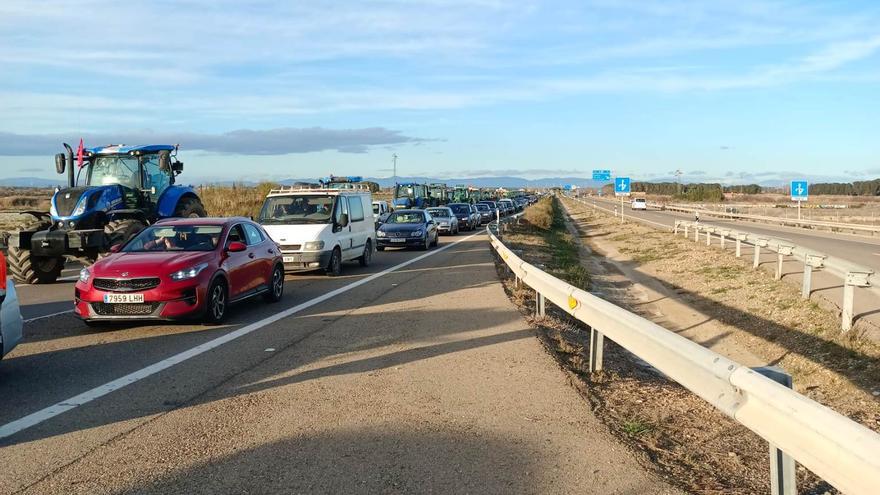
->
[103, 219, 146, 253]
[174, 197, 207, 218]
[7, 218, 64, 284]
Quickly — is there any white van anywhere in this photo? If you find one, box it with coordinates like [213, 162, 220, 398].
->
[631, 198, 647, 210]
[258, 185, 376, 276]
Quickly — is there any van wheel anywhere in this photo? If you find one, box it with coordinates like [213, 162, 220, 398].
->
[358, 240, 372, 267]
[326, 247, 342, 276]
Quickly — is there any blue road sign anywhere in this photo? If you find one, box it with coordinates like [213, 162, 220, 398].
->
[563, 184, 573, 191]
[791, 180, 809, 201]
[592, 169, 612, 181]
[614, 177, 631, 196]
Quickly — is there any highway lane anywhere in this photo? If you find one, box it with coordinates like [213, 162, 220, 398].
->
[0, 232, 487, 491]
[585, 197, 880, 272]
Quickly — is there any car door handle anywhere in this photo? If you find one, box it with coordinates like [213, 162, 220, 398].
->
[248, 252, 256, 259]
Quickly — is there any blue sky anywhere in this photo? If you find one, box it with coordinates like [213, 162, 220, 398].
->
[1, 0, 879, 184]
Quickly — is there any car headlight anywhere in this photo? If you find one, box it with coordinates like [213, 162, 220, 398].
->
[78, 267, 91, 284]
[303, 240, 325, 251]
[170, 262, 209, 281]
[411, 230, 423, 237]
[376, 230, 386, 237]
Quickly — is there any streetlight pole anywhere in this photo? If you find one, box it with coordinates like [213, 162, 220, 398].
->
[392, 153, 398, 182]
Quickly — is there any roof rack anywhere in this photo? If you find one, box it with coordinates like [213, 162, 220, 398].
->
[267, 183, 371, 195]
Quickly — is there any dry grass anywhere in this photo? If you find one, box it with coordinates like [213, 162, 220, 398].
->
[197, 182, 278, 218]
[522, 197, 553, 230]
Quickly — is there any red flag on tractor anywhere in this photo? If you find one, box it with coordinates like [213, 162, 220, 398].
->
[76, 138, 84, 168]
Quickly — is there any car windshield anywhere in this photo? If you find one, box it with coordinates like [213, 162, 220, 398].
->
[427, 208, 450, 217]
[449, 205, 469, 214]
[123, 225, 223, 252]
[259, 195, 334, 224]
[476, 204, 489, 211]
[386, 212, 424, 224]
[85, 156, 140, 188]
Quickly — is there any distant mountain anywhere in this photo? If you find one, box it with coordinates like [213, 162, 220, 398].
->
[0, 177, 63, 188]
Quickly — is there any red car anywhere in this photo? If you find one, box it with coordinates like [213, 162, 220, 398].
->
[75, 217, 284, 324]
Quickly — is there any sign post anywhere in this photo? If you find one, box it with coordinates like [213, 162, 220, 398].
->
[614, 177, 631, 224]
[791, 180, 808, 221]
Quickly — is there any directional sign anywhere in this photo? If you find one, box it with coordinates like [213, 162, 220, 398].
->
[563, 184, 573, 191]
[791, 180, 809, 202]
[592, 169, 612, 181]
[614, 177, 631, 196]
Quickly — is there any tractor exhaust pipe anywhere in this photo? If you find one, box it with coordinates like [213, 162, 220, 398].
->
[62, 143, 75, 188]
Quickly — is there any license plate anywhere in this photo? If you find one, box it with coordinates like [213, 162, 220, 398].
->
[283, 256, 297, 263]
[390, 238, 406, 243]
[103, 293, 145, 304]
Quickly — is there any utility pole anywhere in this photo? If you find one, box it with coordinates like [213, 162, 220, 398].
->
[391, 153, 398, 182]
[674, 169, 683, 195]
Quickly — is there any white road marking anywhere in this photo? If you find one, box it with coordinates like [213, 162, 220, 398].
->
[24, 309, 74, 324]
[0, 232, 480, 441]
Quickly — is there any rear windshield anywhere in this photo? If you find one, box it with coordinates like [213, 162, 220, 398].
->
[476, 204, 489, 211]
[427, 208, 450, 217]
[123, 225, 223, 252]
[449, 205, 470, 214]
[259, 195, 334, 224]
[386, 212, 425, 224]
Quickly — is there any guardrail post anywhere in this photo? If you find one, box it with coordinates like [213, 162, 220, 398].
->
[753, 239, 768, 269]
[535, 291, 545, 317]
[683, 223, 689, 238]
[843, 271, 871, 331]
[719, 230, 730, 249]
[705, 227, 713, 246]
[735, 233, 748, 257]
[802, 254, 826, 299]
[752, 366, 797, 495]
[694, 225, 700, 242]
[589, 327, 604, 372]
[674, 221, 679, 235]
[776, 245, 794, 280]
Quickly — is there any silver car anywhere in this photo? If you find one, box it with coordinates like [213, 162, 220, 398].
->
[1, 274, 23, 361]
[426, 207, 459, 235]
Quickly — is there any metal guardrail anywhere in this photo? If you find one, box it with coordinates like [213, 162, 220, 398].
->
[660, 203, 880, 236]
[487, 220, 880, 495]
[568, 196, 878, 332]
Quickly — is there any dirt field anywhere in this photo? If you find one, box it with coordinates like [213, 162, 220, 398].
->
[495, 196, 880, 494]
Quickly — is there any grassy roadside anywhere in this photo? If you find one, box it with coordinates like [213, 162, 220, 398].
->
[514, 197, 589, 290]
[496, 196, 840, 495]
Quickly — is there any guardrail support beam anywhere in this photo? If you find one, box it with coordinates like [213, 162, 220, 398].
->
[683, 224, 689, 238]
[842, 271, 871, 331]
[753, 239, 768, 269]
[802, 255, 826, 299]
[694, 226, 700, 242]
[752, 366, 797, 495]
[535, 291, 545, 317]
[706, 230, 712, 246]
[589, 327, 604, 372]
[736, 233, 748, 258]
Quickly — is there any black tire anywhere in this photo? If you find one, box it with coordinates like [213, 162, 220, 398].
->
[103, 218, 146, 254]
[7, 245, 64, 284]
[326, 247, 342, 276]
[263, 264, 284, 303]
[420, 236, 430, 251]
[358, 240, 372, 267]
[431, 232, 438, 247]
[173, 196, 207, 218]
[205, 279, 228, 324]
[8, 218, 64, 284]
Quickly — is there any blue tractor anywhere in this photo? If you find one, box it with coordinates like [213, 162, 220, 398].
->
[7, 143, 207, 284]
[393, 182, 430, 209]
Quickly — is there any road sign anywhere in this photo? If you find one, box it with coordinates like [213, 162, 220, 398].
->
[592, 169, 611, 181]
[563, 184, 573, 191]
[791, 180, 808, 202]
[614, 177, 631, 196]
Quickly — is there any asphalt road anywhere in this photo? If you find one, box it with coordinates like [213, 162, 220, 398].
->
[0, 230, 680, 494]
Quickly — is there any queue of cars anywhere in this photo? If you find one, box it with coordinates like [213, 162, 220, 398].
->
[6, 184, 540, 335]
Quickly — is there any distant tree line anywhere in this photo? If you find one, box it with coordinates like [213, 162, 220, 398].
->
[809, 179, 880, 196]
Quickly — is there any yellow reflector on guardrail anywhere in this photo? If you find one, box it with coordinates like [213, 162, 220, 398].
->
[568, 295, 579, 310]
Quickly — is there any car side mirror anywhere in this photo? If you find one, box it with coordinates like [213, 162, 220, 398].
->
[227, 241, 247, 252]
[109, 243, 123, 253]
[339, 213, 349, 227]
[55, 153, 66, 174]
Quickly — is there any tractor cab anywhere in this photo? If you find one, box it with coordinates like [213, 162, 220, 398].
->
[393, 183, 429, 209]
[428, 183, 447, 207]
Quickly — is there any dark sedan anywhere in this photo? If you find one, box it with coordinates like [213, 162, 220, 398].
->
[447, 203, 476, 230]
[376, 210, 439, 251]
